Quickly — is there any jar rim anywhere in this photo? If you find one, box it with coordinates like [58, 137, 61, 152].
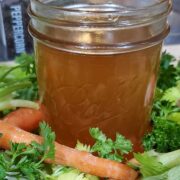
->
[33, 0, 170, 13]
[29, 0, 172, 27]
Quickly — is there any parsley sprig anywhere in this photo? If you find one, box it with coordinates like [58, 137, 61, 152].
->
[0, 122, 55, 180]
[89, 128, 133, 162]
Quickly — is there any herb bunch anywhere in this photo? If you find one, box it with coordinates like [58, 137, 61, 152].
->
[143, 52, 180, 152]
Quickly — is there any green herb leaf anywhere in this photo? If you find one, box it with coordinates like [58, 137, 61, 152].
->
[157, 52, 180, 90]
[89, 128, 133, 162]
[39, 122, 55, 160]
[115, 133, 133, 155]
[89, 128, 106, 142]
[162, 82, 180, 105]
[75, 141, 91, 152]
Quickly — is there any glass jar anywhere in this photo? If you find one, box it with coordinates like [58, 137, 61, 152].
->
[28, 0, 172, 151]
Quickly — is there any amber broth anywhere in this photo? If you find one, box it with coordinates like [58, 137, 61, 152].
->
[35, 42, 161, 152]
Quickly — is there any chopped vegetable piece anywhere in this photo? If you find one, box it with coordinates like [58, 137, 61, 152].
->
[134, 149, 180, 179]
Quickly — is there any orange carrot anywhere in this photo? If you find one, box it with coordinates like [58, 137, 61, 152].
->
[3, 104, 44, 131]
[0, 121, 138, 180]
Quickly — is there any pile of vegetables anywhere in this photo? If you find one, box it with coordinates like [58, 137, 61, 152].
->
[0, 52, 179, 180]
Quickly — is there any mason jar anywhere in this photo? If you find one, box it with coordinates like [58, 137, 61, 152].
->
[28, 0, 172, 151]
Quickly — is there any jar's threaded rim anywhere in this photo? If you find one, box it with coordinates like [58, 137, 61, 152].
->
[29, 0, 172, 27]
[33, 0, 170, 13]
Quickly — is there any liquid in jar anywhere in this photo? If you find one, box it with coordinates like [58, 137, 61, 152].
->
[35, 42, 161, 152]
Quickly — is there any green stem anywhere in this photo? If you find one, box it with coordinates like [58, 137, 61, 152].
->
[0, 81, 32, 99]
[0, 77, 35, 89]
[0, 64, 24, 81]
[157, 149, 180, 168]
[0, 99, 39, 111]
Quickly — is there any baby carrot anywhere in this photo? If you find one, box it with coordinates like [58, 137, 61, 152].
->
[0, 121, 138, 180]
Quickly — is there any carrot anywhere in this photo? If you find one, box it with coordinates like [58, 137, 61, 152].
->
[0, 121, 138, 180]
[3, 104, 44, 131]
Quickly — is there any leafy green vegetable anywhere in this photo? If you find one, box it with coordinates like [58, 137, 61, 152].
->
[143, 52, 180, 153]
[135, 152, 167, 177]
[0, 81, 32, 99]
[89, 128, 133, 162]
[0, 53, 38, 113]
[143, 166, 180, 180]
[55, 169, 99, 180]
[36, 122, 55, 161]
[157, 52, 180, 90]
[167, 112, 180, 125]
[14, 53, 38, 101]
[162, 81, 180, 105]
[45, 167, 99, 180]
[134, 149, 180, 180]
[143, 118, 180, 152]
[0, 64, 26, 82]
[0, 122, 55, 180]
[15, 53, 36, 75]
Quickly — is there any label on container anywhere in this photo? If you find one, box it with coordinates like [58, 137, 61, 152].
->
[0, 0, 33, 61]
